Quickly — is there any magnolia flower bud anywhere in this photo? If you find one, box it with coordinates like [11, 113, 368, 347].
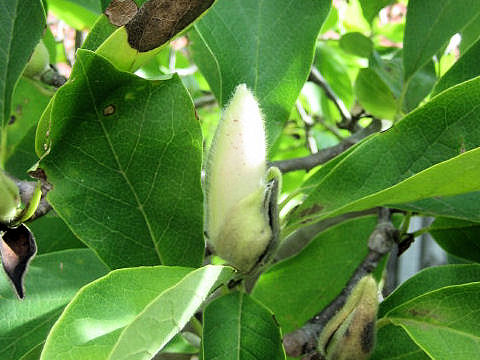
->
[319, 275, 379, 360]
[205, 84, 275, 272]
[23, 40, 49, 79]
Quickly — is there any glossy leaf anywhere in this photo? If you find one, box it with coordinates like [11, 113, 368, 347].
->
[379, 264, 480, 317]
[0, 249, 108, 360]
[434, 39, 480, 96]
[36, 50, 204, 269]
[429, 218, 480, 262]
[190, 0, 331, 146]
[385, 283, 480, 359]
[41, 265, 233, 360]
[287, 77, 480, 228]
[0, 0, 45, 166]
[403, 0, 480, 80]
[253, 216, 377, 333]
[203, 292, 286, 360]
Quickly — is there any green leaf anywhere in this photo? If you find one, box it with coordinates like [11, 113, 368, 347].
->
[384, 283, 480, 359]
[5, 77, 53, 179]
[339, 32, 373, 58]
[36, 50, 204, 269]
[47, 0, 101, 30]
[41, 265, 233, 360]
[379, 264, 480, 317]
[371, 323, 429, 360]
[202, 292, 286, 360]
[29, 214, 85, 254]
[0, 249, 108, 360]
[253, 216, 377, 333]
[0, 0, 45, 167]
[394, 191, 480, 223]
[358, 0, 394, 23]
[354, 68, 397, 119]
[287, 76, 480, 228]
[434, 40, 480, 96]
[190, 0, 331, 146]
[403, 0, 480, 80]
[459, 12, 480, 54]
[429, 218, 480, 263]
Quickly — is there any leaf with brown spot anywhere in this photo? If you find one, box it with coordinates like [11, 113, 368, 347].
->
[0, 223, 36, 299]
[125, 0, 215, 52]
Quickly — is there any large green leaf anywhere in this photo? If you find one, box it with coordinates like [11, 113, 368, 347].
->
[287, 77, 480, 228]
[0, 0, 45, 167]
[379, 264, 480, 317]
[40, 265, 233, 360]
[202, 292, 286, 360]
[403, 0, 480, 80]
[429, 218, 480, 262]
[383, 283, 480, 359]
[371, 323, 429, 360]
[36, 50, 204, 269]
[394, 191, 480, 223]
[0, 249, 108, 360]
[434, 41, 480, 96]
[190, 0, 331, 146]
[253, 216, 377, 333]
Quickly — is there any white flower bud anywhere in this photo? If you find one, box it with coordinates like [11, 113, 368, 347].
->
[205, 84, 272, 272]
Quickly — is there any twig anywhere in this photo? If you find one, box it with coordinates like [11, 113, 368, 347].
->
[282, 208, 399, 358]
[296, 101, 318, 154]
[40, 67, 67, 88]
[309, 66, 353, 127]
[271, 118, 381, 173]
[194, 94, 217, 108]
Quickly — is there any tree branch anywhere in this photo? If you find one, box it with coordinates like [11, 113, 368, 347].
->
[296, 100, 318, 154]
[282, 208, 399, 358]
[271, 118, 381, 173]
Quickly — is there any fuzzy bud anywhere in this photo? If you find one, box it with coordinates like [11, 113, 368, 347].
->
[23, 40, 50, 79]
[205, 84, 273, 272]
[319, 275, 379, 360]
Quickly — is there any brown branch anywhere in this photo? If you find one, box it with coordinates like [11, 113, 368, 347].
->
[194, 94, 217, 108]
[271, 118, 381, 173]
[282, 208, 399, 358]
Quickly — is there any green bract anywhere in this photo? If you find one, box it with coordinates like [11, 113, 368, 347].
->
[0, 171, 19, 224]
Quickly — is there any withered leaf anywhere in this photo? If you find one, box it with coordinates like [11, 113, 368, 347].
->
[0, 223, 37, 299]
[105, 0, 138, 26]
[125, 0, 215, 52]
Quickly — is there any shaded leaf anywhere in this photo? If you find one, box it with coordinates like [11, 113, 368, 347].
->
[0, 0, 45, 165]
[403, 0, 480, 80]
[203, 292, 286, 360]
[0, 249, 108, 360]
[190, 0, 331, 146]
[429, 218, 480, 263]
[371, 323, 429, 360]
[0, 223, 36, 298]
[36, 50, 204, 269]
[358, 0, 394, 23]
[41, 265, 233, 360]
[339, 32, 373, 58]
[253, 216, 377, 333]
